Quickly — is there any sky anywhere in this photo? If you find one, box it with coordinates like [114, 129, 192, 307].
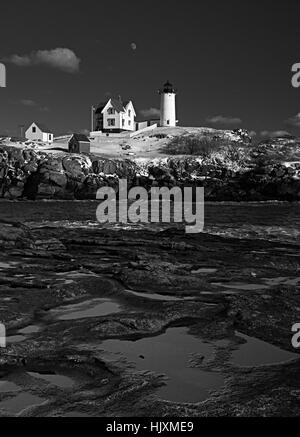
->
[0, 0, 299, 138]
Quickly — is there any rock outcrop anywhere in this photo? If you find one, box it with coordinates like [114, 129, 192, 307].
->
[0, 135, 300, 201]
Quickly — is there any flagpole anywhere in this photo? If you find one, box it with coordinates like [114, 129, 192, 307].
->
[91, 106, 95, 132]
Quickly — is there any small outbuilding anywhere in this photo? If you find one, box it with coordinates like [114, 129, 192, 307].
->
[25, 122, 54, 143]
[68, 133, 91, 154]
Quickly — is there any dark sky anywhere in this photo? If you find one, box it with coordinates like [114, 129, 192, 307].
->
[0, 0, 299, 137]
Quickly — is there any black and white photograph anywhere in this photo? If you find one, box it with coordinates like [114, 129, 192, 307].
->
[0, 0, 299, 423]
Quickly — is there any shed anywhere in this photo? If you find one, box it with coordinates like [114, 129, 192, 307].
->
[68, 133, 91, 154]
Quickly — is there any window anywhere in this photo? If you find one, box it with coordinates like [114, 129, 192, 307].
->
[32, 126, 36, 133]
[128, 110, 131, 117]
[122, 119, 125, 127]
[128, 120, 131, 126]
[107, 119, 116, 127]
[49, 134, 52, 141]
[108, 108, 115, 115]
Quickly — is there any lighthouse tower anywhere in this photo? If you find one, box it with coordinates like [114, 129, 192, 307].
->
[159, 80, 177, 127]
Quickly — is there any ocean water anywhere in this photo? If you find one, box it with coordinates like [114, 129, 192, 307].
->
[1, 200, 299, 244]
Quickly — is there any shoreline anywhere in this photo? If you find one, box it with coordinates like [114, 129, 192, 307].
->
[0, 198, 299, 205]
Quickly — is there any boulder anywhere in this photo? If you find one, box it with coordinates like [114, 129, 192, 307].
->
[62, 155, 92, 180]
[0, 221, 35, 249]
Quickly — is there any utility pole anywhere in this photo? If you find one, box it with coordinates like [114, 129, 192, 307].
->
[19, 125, 25, 138]
[91, 106, 95, 132]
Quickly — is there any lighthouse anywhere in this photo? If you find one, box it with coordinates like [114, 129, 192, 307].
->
[159, 80, 177, 127]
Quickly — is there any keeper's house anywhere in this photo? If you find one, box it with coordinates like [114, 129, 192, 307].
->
[94, 97, 136, 133]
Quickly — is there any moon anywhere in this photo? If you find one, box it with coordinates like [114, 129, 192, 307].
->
[131, 42, 137, 51]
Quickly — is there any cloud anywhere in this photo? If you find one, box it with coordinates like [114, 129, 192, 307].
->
[140, 107, 161, 118]
[19, 99, 49, 112]
[249, 130, 257, 138]
[206, 115, 242, 126]
[260, 130, 292, 138]
[4, 48, 80, 73]
[20, 99, 37, 107]
[286, 113, 300, 128]
[8, 54, 31, 67]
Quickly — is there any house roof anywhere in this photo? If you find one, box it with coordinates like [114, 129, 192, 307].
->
[70, 133, 90, 143]
[95, 98, 133, 114]
[31, 122, 52, 133]
[110, 98, 125, 113]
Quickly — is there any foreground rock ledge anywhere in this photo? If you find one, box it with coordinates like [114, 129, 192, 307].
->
[0, 219, 299, 417]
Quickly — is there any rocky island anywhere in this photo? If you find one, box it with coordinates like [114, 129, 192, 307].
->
[0, 129, 299, 202]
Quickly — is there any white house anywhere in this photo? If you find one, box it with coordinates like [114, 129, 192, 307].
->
[94, 98, 136, 133]
[25, 122, 54, 143]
